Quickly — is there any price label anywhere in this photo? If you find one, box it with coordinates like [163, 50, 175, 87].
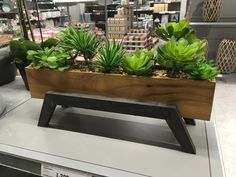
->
[41, 164, 92, 177]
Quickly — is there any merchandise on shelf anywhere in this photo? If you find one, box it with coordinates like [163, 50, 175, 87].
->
[122, 28, 158, 51]
[40, 10, 61, 20]
[108, 6, 133, 39]
[121, 0, 130, 5]
[153, 3, 168, 12]
[79, 13, 93, 23]
[71, 21, 96, 31]
[27, 0, 69, 28]
[95, 27, 106, 40]
[71, 22, 105, 40]
[28, 28, 63, 42]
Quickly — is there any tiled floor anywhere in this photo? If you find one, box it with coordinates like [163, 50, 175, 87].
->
[214, 73, 236, 177]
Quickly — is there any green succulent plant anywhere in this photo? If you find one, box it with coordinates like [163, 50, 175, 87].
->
[123, 49, 155, 76]
[41, 38, 59, 49]
[27, 47, 71, 71]
[96, 40, 125, 73]
[188, 57, 218, 81]
[57, 27, 100, 63]
[155, 19, 197, 43]
[157, 38, 207, 74]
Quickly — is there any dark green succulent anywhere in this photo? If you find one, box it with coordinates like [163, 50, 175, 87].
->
[9, 40, 41, 66]
[123, 49, 155, 76]
[41, 38, 59, 49]
[27, 47, 71, 71]
[96, 40, 125, 73]
[188, 57, 218, 81]
[155, 19, 197, 43]
[57, 27, 100, 62]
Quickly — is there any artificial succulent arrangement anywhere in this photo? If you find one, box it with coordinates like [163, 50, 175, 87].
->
[123, 49, 155, 75]
[96, 40, 125, 73]
[27, 47, 71, 71]
[16, 20, 218, 81]
[157, 38, 206, 75]
[9, 40, 41, 66]
[155, 20, 218, 80]
[57, 27, 100, 63]
[9, 38, 59, 66]
[155, 19, 197, 43]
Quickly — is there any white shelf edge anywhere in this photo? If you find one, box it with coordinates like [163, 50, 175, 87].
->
[190, 22, 236, 27]
[0, 143, 147, 177]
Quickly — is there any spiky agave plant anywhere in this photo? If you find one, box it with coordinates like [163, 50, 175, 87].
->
[96, 40, 125, 73]
[58, 27, 100, 63]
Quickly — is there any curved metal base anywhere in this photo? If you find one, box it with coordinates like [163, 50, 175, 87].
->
[38, 91, 196, 154]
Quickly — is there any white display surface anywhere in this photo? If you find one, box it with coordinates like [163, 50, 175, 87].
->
[0, 98, 210, 177]
[0, 78, 224, 177]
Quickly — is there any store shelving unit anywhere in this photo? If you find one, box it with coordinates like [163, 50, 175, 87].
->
[190, 22, 236, 27]
[27, 0, 69, 28]
[0, 0, 16, 18]
[122, 30, 151, 51]
[0, 1, 19, 47]
[132, 0, 181, 26]
[107, 5, 133, 39]
[86, 3, 118, 32]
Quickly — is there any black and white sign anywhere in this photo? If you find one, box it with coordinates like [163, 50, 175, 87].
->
[41, 164, 92, 177]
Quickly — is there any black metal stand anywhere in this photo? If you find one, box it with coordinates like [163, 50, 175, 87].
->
[184, 118, 196, 126]
[38, 91, 196, 154]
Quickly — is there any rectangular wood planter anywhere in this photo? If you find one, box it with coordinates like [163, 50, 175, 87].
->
[25, 67, 216, 121]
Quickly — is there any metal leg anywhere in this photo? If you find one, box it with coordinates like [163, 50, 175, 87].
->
[38, 91, 196, 154]
[184, 118, 196, 126]
[38, 96, 56, 127]
[165, 111, 196, 154]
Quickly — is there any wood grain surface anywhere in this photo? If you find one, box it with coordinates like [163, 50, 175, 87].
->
[26, 68, 216, 120]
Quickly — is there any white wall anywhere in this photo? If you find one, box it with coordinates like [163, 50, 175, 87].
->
[69, 3, 85, 21]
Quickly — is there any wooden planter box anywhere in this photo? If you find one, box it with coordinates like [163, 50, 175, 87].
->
[25, 67, 216, 121]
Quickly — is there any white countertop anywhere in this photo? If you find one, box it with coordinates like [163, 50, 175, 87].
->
[0, 78, 224, 177]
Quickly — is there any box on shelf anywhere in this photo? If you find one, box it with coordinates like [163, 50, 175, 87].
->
[122, 28, 158, 51]
[107, 5, 134, 40]
[154, 4, 168, 13]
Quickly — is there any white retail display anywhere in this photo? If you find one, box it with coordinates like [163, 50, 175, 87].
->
[0, 77, 225, 177]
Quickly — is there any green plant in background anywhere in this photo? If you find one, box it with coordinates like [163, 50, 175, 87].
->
[41, 38, 59, 49]
[155, 19, 197, 43]
[187, 57, 219, 80]
[123, 49, 155, 76]
[57, 27, 100, 63]
[9, 40, 41, 90]
[10, 40, 41, 66]
[96, 40, 125, 73]
[27, 47, 71, 71]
